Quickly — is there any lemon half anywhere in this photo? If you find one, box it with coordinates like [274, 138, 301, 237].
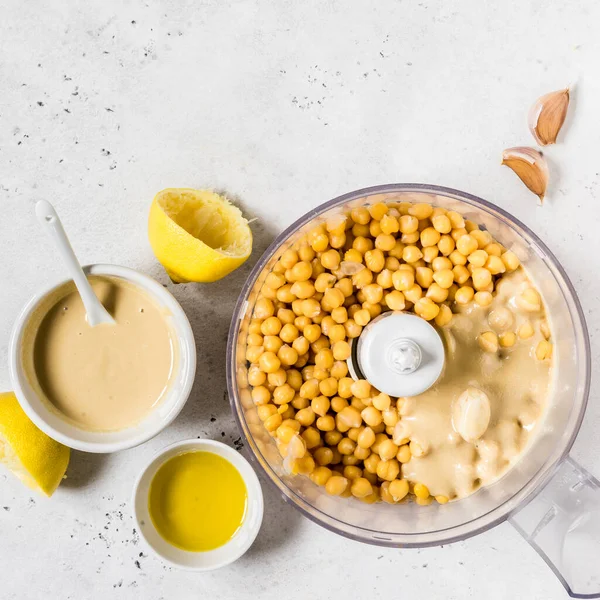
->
[0, 392, 70, 497]
[148, 188, 253, 283]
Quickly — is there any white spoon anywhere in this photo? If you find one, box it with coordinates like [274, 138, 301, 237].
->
[35, 200, 115, 327]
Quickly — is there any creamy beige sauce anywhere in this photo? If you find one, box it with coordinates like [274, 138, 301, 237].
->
[401, 268, 552, 499]
[24, 276, 175, 431]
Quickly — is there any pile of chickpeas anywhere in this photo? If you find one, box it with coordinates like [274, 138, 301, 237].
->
[244, 201, 523, 506]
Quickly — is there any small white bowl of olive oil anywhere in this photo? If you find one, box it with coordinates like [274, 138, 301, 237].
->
[133, 438, 264, 570]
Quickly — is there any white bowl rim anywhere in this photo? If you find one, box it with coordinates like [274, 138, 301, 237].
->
[8, 263, 197, 453]
[132, 438, 264, 571]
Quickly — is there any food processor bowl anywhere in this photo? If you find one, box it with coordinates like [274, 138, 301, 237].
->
[227, 185, 600, 598]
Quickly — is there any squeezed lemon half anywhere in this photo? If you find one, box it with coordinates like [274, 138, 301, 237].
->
[148, 188, 253, 283]
[0, 391, 70, 497]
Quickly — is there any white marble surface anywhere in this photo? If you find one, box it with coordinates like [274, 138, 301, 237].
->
[1, 1, 599, 598]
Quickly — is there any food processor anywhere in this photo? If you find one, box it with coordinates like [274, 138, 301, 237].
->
[227, 184, 600, 598]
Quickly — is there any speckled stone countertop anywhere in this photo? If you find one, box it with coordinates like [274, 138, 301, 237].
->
[1, 1, 599, 598]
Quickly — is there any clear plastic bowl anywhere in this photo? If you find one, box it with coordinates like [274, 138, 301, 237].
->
[227, 185, 600, 598]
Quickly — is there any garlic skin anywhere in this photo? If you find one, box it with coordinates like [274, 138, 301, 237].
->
[501, 147, 549, 202]
[528, 88, 570, 146]
[452, 387, 491, 443]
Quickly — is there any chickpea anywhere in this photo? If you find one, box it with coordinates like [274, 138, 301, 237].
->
[252, 385, 271, 406]
[296, 407, 316, 427]
[300, 427, 321, 450]
[451, 264, 469, 285]
[353, 425, 375, 449]
[387, 478, 409, 502]
[455, 286, 475, 305]
[422, 246, 439, 264]
[320, 249, 341, 270]
[449, 249, 467, 266]
[413, 482, 430, 499]
[353, 308, 372, 327]
[351, 398, 368, 412]
[280, 249, 299, 269]
[314, 447, 334, 466]
[471, 229, 492, 249]
[308, 466, 332, 486]
[248, 365, 267, 387]
[397, 214, 417, 234]
[330, 359, 348, 378]
[361, 406, 382, 428]
[314, 273, 336, 294]
[377, 458, 400, 481]
[325, 475, 349, 496]
[456, 234, 478, 256]
[467, 249, 488, 268]
[414, 297, 440, 321]
[292, 261, 314, 282]
[435, 234, 454, 257]
[486, 255, 506, 275]
[450, 227, 467, 242]
[434, 304, 453, 327]
[404, 284, 423, 304]
[361, 284, 382, 305]
[273, 381, 295, 404]
[415, 266, 434, 288]
[335, 279, 354, 300]
[474, 291, 493, 307]
[353, 268, 375, 291]
[431, 214, 451, 234]
[478, 331, 499, 353]
[344, 319, 363, 338]
[499, 331, 516, 348]
[392, 269, 415, 292]
[408, 203, 434, 220]
[264, 412, 283, 432]
[471, 267, 492, 291]
[430, 256, 451, 272]
[517, 321, 535, 339]
[384, 290, 406, 311]
[292, 336, 310, 356]
[536, 340, 553, 361]
[265, 272, 286, 290]
[259, 351, 281, 373]
[320, 376, 339, 396]
[246, 345, 264, 363]
[338, 437, 357, 456]
[329, 384, 350, 406]
[343, 465, 363, 481]
[396, 445, 412, 463]
[350, 206, 371, 225]
[502, 250, 520, 271]
[420, 227, 441, 248]
[350, 477, 373, 498]
[424, 283, 447, 304]
[353, 236, 374, 255]
[377, 438, 399, 461]
[347, 426, 364, 444]
[517, 288, 542, 312]
[372, 233, 394, 252]
[247, 333, 264, 348]
[329, 341, 350, 362]
[403, 245, 424, 263]
[314, 415, 334, 432]
[337, 406, 363, 429]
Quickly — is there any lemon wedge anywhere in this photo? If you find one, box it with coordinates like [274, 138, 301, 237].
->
[148, 188, 253, 283]
[0, 392, 70, 497]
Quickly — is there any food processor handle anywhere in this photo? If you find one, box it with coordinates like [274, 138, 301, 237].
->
[509, 456, 600, 599]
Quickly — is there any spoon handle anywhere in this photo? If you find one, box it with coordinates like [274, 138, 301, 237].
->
[35, 200, 114, 326]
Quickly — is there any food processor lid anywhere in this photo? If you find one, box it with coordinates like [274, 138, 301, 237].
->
[350, 312, 445, 397]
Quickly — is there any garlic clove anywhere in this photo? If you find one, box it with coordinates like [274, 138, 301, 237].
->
[452, 387, 491, 443]
[528, 88, 570, 146]
[501, 147, 549, 202]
